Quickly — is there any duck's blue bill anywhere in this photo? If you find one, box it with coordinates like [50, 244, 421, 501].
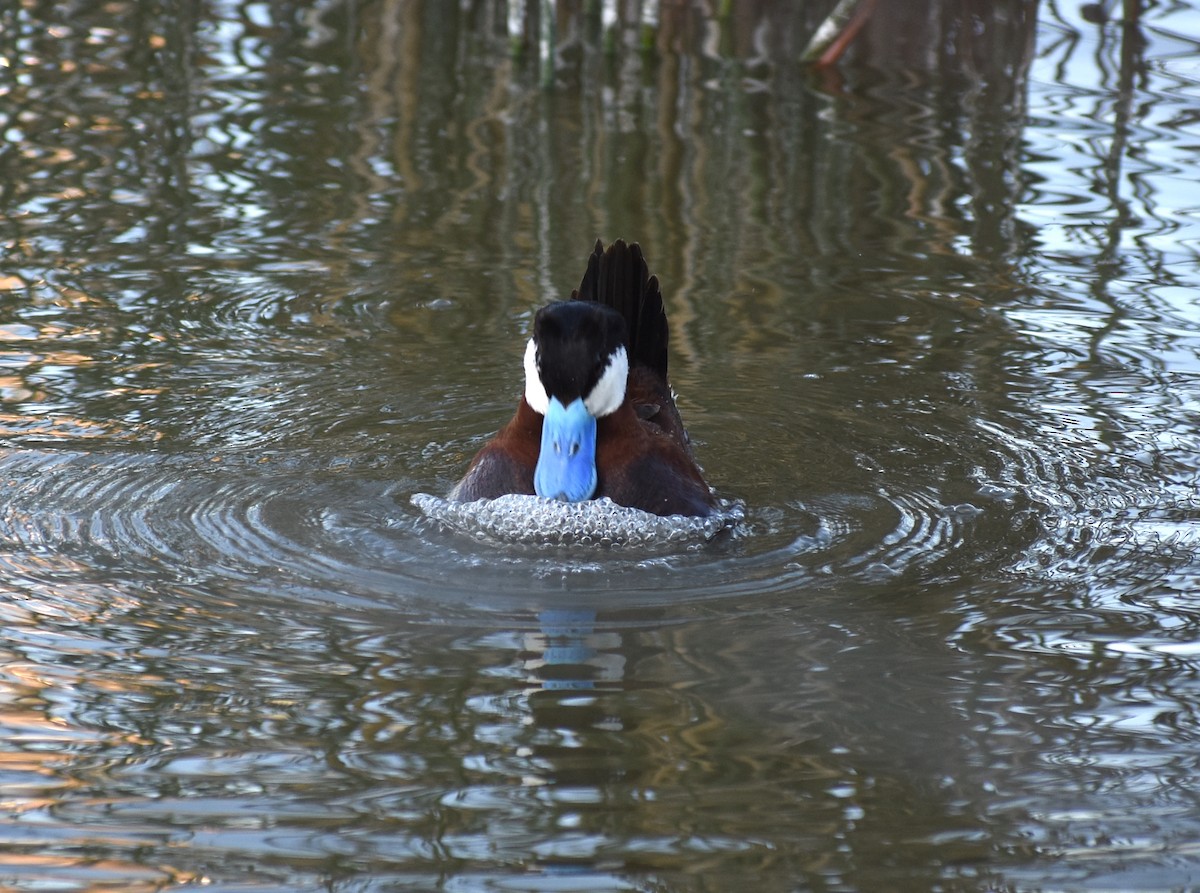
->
[534, 397, 597, 503]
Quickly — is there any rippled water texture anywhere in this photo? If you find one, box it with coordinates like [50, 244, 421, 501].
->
[2, 1, 1200, 890]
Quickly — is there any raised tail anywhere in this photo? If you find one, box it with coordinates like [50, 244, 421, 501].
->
[571, 239, 669, 379]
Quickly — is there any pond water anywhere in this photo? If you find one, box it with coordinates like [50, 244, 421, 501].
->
[2, 1, 1200, 890]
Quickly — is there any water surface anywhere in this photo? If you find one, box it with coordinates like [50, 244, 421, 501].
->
[1, 1, 1200, 890]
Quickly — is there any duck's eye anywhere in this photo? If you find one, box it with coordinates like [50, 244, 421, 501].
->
[569, 442, 580, 457]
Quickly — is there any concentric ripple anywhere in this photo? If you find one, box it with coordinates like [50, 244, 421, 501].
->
[0, 450, 410, 607]
[0, 393, 1120, 614]
[0, 444, 1021, 613]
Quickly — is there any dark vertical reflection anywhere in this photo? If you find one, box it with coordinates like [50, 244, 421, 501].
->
[2, 2, 1200, 891]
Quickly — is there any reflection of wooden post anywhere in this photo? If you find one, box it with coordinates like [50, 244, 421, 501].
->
[540, 0, 555, 87]
[801, 0, 876, 67]
[508, 0, 526, 55]
[602, 0, 618, 53]
[640, 0, 660, 51]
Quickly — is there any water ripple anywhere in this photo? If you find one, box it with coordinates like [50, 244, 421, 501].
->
[0, 443, 1016, 614]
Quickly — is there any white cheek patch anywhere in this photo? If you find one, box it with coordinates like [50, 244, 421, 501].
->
[584, 346, 628, 418]
[523, 338, 549, 415]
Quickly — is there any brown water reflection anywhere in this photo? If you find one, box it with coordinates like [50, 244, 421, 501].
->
[2, 1, 1200, 891]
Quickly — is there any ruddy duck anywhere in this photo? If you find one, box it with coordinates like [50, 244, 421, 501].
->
[450, 239, 714, 517]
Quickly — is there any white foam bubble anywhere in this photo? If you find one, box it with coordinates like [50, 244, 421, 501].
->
[411, 493, 743, 547]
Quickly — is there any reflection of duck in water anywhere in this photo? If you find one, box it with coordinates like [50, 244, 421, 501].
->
[451, 239, 715, 517]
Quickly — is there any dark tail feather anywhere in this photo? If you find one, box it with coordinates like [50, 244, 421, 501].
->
[571, 239, 669, 379]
